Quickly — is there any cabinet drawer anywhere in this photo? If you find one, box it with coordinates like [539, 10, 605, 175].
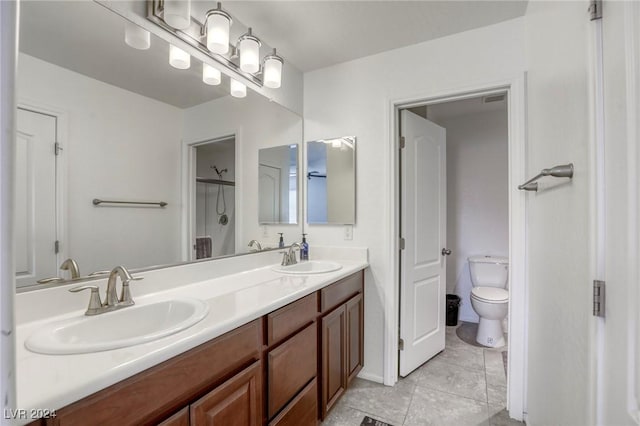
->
[268, 378, 318, 426]
[320, 271, 363, 313]
[267, 292, 318, 346]
[190, 360, 263, 426]
[268, 323, 317, 418]
[51, 320, 262, 425]
[158, 407, 189, 426]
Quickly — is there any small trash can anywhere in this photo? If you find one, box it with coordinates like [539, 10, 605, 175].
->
[446, 294, 461, 326]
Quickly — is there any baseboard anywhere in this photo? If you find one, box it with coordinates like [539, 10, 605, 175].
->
[356, 371, 384, 384]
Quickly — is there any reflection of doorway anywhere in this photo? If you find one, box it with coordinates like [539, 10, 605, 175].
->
[15, 106, 62, 287]
[258, 164, 281, 223]
[187, 136, 236, 260]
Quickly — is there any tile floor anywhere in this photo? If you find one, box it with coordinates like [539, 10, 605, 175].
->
[321, 324, 524, 426]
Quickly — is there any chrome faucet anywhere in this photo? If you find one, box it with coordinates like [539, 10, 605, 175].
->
[60, 258, 80, 279]
[69, 265, 143, 315]
[281, 243, 300, 266]
[248, 239, 262, 252]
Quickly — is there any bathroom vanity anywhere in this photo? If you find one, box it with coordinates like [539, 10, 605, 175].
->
[16, 250, 366, 426]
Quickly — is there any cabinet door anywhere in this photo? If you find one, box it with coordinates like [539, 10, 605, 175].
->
[191, 360, 263, 426]
[346, 293, 364, 384]
[158, 407, 189, 426]
[321, 305, 347, 418]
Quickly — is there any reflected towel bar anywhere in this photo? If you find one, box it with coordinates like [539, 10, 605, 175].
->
[92, 199, 168, 207]
[518, 163, 574, 192]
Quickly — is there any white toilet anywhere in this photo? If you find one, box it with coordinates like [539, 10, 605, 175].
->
[468, 255, 509, 348]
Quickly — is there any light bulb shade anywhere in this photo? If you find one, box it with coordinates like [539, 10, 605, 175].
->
[206, 12, 231, 54]
[203, 63, 221, 85]
[239, 38, 260, 73]
[169, 45, 190, 69]
[163, 0, 191, 30]
[230, 79, 246, 98]
[124, 21, 150, 50]
[263, 55, 283, 88]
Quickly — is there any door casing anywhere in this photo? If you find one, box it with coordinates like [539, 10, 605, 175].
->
[385, 75, 528, 420]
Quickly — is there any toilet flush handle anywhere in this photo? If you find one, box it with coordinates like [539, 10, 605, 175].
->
[442, 248, 452, 256]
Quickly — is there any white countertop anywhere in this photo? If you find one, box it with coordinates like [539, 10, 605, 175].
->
[14, 250, 367, 423]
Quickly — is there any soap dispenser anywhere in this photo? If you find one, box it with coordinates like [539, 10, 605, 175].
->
[278, 233, 285, 248]
[300, 234, 309, 261]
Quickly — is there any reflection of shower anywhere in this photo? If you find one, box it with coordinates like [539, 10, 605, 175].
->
[211, 166, 229, 225]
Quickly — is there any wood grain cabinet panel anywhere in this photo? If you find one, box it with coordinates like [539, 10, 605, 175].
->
[190, 360, 263, 426]
[50, 320, 262, 426]
[267, 293, 318, 346]
[268, 378, 317, 426]
[267, 323, 317, 418]
[346, 294, 364, 384]
[320, 271, 363, 313]
[321, 305, 347, 418]
[158, 407, 189, 426]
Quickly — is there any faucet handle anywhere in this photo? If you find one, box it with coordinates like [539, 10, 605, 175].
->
[69, 285, 103, 315]
[119, 276, 143, 306]
[36, 277, 65, 284]
[88, 270, 110, 276]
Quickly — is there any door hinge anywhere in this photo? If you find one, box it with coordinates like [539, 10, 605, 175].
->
[54, 240, 60, 254]
[593, 280, 605, 317]
[400, 136, 406, 149]
[399, 237, 405, 250]
[589, 0, 602, 20]
[399, 338, 404, 351]
[54, 142, 63, 156]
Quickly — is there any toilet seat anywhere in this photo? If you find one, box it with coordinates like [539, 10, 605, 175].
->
[471, 287, 508, 303]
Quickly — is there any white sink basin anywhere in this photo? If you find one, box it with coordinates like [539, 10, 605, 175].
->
[25, 298, 209, 355]
[272, 260, 343, 275]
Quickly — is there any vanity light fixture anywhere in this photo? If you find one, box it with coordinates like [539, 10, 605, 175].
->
[203, 63, 221, 85]
[163, 0, 191, 30]
[169, 44, 190, 69]
[263, 49, 283, 88]
[124, 21, 150, 50]
[204, 3, 232, 55]
[238, 28, 261, 73]
[230, 79, 247, 98]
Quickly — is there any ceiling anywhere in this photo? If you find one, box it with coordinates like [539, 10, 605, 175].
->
[221, 1, 529, 72]
[18, 1, 528, 109]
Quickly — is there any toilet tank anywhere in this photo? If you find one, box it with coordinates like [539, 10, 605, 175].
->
[468, 256, 509, 288]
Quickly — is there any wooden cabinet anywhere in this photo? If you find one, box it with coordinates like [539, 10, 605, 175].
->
[319, 271, 364, 419]
[190, 361, 262, 426]
[38, 270, 364, 426]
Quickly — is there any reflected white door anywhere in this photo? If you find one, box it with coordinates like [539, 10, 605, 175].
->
[399, 110, 447, 377]
[15, 108, 58, 287]
[259, 164, 281, 223]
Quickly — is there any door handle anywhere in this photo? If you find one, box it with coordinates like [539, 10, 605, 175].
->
[442, 248, 452, 256]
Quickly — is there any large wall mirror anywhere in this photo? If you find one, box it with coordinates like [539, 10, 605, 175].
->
[259, 145, 299, 225]
[306, 137, 356, 225]
[15, 1, 302, 289]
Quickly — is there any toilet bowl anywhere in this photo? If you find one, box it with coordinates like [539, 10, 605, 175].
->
[468, 255, 509, 348]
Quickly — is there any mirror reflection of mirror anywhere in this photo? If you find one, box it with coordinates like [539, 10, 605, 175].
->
[258, 145, 298, 225]
[307, 137, 356, 225]
[15, 2, 302, 289]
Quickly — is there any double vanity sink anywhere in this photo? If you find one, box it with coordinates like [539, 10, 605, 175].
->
[23, 260, 343, 356]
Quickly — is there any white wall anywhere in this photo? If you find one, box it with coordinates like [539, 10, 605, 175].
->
[524, 1, 593, 424]
[183, 91, 303, 249]
[304, 18, 526, 382]
[17, 53, 183, 275]
[433, 109, 509, 323]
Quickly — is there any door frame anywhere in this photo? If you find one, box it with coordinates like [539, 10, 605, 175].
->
[15, 100, 68, 289]
[181, 131, 241, 262]
[384, 75, 528, 420]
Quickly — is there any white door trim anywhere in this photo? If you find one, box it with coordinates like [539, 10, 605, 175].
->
[16, 100, 69, 281]
[181, 131, 241, 262]
[384, 75, 528, 420]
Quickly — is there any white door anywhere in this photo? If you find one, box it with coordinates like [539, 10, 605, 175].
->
[259, 164, 281, 223]
[399, 110, 447, 377]
[15, 108, 58, 287]
[599, 2, 640, 424]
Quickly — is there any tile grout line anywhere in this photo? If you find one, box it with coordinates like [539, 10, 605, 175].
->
[401, 379, 418, 426]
